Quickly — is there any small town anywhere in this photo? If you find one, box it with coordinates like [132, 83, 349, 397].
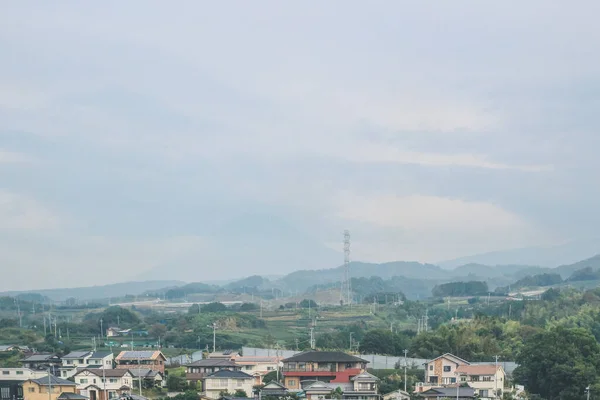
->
[1, 2, 599, 400]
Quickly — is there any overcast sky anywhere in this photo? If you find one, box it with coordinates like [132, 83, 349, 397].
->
[1, 1, 600, 290]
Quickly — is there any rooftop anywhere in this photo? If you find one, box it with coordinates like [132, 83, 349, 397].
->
[116, 351, 164, 361]
[29, 375, 76, 386]
[90, 352, 113, 359]
[205, 369, 253, 379]
[128, 369, 162, 378]
[58, 393, 89, 400]
[22, 354, 59, 362]
[63, 351, 92, 359]
[186, 359, 238, 368]
[351, 371, 379, 381]
[75, 369, 131, 378]
[456, 365, 501, 375]
[421, 388, 475, 398]
[283, 351, 368, 364]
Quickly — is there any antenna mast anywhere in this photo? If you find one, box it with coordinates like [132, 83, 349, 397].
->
[340, 230, 352, 306]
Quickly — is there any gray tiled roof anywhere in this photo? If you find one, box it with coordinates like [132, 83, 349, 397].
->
[23, 354, 58, 362]
[63, 351, 92, 359]
[283, 351, 368, 363]
[185, 359, 238, 368]
[58, 393, 89, 400]
[30, 375, 76, 386]
[90, 352, 113, 359]
[205, 369, 253, 379]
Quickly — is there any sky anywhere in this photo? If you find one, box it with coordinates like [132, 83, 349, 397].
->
[1, 1, 600, 290]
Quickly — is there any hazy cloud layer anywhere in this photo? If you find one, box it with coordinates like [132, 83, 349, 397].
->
[1, 1, 599, 290]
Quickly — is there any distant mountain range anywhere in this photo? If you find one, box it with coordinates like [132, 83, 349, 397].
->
[439, 239, 600, 268]
[5, 253, 600, 302]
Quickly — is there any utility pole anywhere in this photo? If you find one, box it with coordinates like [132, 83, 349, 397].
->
[310, 327, 315, 349]
[43, 316, 47, 335]
[349, 332, 354, 351]
[210, 322, 217, 353]
[494, 355, 499, 399]
[100, 318, 103, 338]
[404, 349, 408, 392]
[586, 386, 591, 400]
[47, 368, 52, 400]
[295, 338, 299, 351]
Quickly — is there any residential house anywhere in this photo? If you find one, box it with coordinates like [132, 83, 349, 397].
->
[60, 351, 114, 379]
[206, 351, 240, 361]
[303, 382, 345, 400]
[0, 346, 23, 352]
[74, 369, 133, 400]
[0, 368, 48, 400]
[418, 387, 475, 400]
[20, 354, 62, 375]
[185, 360, 240, 386]
[455, 365, 506, 399]
[382, 389, 410, 400]
[422, 354, 470, 388]
[87, 353, 114, 370]
[233, 357, 280, 385]
[343, 371, 380, 400]
[256, 381, 289, 398]
[106, 329, 130, 338]
[281, 351, 368, 391]
[115, 352, 165, 374]
[202, 369, 254, 400]
[127, 369, 164, 389]
[21, 375, 78, 400]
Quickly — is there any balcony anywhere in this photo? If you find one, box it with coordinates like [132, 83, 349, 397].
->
[283, 365, 337, 373]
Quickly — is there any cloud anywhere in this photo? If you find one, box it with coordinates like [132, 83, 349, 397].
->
[0, 149, 33, 164]
[0, 190, 59, 231]
[0, 1, 598, 288]
[334, 194, 560, 263]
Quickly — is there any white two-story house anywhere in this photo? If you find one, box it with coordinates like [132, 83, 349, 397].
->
[60, 351, 114, 379]
[73, 368, 133, 400]
[456, 365, 506, 399]
[422, 353, 470, 388]
[202, 369, 254, 399]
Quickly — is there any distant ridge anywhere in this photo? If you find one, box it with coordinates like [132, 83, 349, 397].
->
[438, 239, 600, 268]
[0, 280, 185, 302]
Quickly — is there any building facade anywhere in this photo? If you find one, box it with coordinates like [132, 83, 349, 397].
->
[423, 354, 470, 387]
[455, 365, 506, 399]
[282, 351, 368, 391]
[115, 352, 165, 374]
[21, 375, 78, 400]
[73, 369, 133, 400]
[185, 360, 240, 386]
[202, 369, 254, 400]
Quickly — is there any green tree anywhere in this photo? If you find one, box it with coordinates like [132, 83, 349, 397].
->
[233, 390, 248, 397]
[202, 302, 227, 313]
[514, 326, 600, 400]
[359, 329, 395, 354]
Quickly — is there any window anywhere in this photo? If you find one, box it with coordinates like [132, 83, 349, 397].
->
[78, 359, 84, 363]
[237, 380, 243, 387]
[16, 371, 23, 375]
[218, 379, 228, 387]
[443, 366, 451, 372]
[288, 380, 296, 387]
[109, 379, 118, 384]
[29, 388, 35, 393]
[479, 390, 489, 397]
[482, 376, 492, 382]
[80, 379, 88, 384]
[450, 378, 456, 384]
[109, 392, 118, 399]
[429, 365, 433, 371]
[67, 360, 73, 365]
[1, 387, 10, 399]
[1, 371, 9, 375]
[267, 367, 273, 371]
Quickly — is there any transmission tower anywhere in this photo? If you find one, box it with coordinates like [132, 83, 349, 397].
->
[340, 230, 351, 306]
